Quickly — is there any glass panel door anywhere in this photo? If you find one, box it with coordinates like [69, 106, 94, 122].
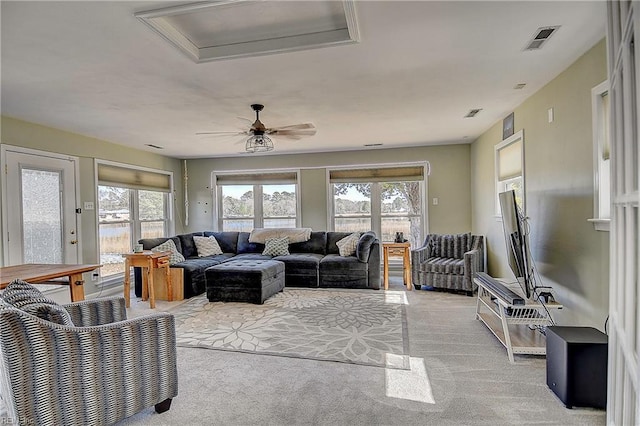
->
[21, 168, 63, 263]
[4, 150, 78, 265]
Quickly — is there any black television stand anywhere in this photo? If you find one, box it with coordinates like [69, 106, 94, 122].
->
[475, 275, 563, 363]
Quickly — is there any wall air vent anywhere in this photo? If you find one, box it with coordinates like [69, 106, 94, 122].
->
[524, 26, 560, 51]
[513, 83, 527, 90]
[464, 109, 482, 118]
[364, 143, 383, 147]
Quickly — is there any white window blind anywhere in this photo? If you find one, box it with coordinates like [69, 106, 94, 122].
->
[97, 163, 171, 192]
[497, 140, 522, 180]
[215, 171, 297, 185]
[329, 165, 425, 183]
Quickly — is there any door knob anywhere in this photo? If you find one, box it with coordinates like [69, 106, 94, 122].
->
[70, 240, 78, 245]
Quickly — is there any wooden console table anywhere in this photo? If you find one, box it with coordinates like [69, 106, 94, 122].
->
[475, 276, 562, 363]
[0, 263, 101, 302]
[382, 242, 412, 290]
[122, 251, 171, 309]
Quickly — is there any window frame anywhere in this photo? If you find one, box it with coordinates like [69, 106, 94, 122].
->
[213, 170, 301, 231]
[495, 130, 525, 218]
[589, 80, 611, 231]
[95, 160, 174, 285]
[327, 163, 428, 246]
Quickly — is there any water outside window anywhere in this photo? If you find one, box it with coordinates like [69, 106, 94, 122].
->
[139, 190, 166, 238]
[263, 184, 296, 228]
[21, 168, 63, 263]
[333, 184, 372, 232]
[333, 181, 422, 247]
[98, 186, 131, 277]
[222, 185, 254, 231]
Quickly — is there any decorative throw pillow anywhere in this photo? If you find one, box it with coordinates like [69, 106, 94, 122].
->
[336, 232, 361, 257]
[151, 239, 185, 264]
[194, 235, 223, 257]
[0, 279, 74, 326]
[262, 237, 290, 256]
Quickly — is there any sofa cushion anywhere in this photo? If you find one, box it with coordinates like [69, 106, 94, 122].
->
[177, 232, 203, 258]
[422, 257, 465, 275]
[262, 237, 290, 256]
[172, 257, 225, 297]
[1, 279, 74, 326]
[151, 239, 185, 265]
[336, 232, 361, 256]
[194, 235, 223, 256]
[431, 233, 471, 259]
[273, 253, 322, 273]
[356, 231, 377, 262]
[231, 253, 273, 261]
[326, 232, 353, 255]
[203, 231, 239, 253]
[319, 255, 368, 288]
[289, 231, 326, 255]
[237, 232, 265, 254]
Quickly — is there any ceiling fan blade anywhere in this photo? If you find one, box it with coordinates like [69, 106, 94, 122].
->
[196, 130, 249, 136]
[271, 128, 317, 138]
[268, 123, 316, 131]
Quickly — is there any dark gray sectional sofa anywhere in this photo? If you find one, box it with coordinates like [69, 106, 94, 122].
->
[135, 231, 381, 299]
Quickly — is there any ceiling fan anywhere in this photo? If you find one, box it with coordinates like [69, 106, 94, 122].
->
[197, 104, 317, 153]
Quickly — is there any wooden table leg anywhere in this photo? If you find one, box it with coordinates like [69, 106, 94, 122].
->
[165, 264, 173, 302]
[68, 272, 86, 302]
[124, 258, 131, 308]
[404, 247, 412, 291]
[383, 246, 389, 290]
[147, 258, 156, 309]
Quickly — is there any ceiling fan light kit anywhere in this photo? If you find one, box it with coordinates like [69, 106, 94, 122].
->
[245, 134, 274, 153]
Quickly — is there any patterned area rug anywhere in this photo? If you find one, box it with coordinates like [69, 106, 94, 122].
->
[171, 288, 410, 369]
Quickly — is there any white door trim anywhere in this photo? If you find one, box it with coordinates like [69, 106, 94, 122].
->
[1, 144, 82, 265]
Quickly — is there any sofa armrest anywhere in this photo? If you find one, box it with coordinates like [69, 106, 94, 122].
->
[411, 244, 431, 267]
[63, 296, 127, 326]
[463, 249, 482, 280]
[356, 232, 377, 262]
[0, 308, 178, 425]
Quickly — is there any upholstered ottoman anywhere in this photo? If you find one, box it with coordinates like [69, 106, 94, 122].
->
[205, 259, 285, 304]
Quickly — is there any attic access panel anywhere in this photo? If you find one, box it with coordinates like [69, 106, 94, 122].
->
[135, 1, 359, 63]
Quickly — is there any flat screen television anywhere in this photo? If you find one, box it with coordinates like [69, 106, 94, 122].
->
[499, 189, 534, 299]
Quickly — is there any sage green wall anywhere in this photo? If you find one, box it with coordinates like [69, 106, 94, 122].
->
[470, 40, 609, 328]
[0, 116, 184, 295]
[186, 144, 472, 236]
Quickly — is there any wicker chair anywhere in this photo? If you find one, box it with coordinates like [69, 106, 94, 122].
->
[411, 233, 485, 295]
[0, 296, 178, 425]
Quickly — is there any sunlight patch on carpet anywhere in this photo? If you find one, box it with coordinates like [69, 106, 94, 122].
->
[384, 290, 409, 305]
[172, 288, 410, 369]
[385, 356, 435, 404]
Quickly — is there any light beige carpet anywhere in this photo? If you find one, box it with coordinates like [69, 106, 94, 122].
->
[171, 288, 410, 369]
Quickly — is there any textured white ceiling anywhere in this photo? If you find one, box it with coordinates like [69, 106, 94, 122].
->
[1, 1, 606, 159]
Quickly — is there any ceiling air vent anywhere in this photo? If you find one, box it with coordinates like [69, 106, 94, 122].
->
[524, 26, 560, 51]
[464, 109, 482, 118]
[145, 144, 164, 149]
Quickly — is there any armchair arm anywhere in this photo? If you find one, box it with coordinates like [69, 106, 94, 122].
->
[0, 308, 178, 426]
[63, 296, 127, 326]
[463, 249, 482, 281]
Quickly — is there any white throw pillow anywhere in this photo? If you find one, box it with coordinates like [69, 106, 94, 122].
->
[262, 237, 290, 256]
[336, 232, 361, 257]
[151, 239, 185, 264]
[194, 235, 223, 257]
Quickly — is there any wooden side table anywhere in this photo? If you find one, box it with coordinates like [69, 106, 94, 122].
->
[122, 251, 172, 309]
[382, 242, 412, 290]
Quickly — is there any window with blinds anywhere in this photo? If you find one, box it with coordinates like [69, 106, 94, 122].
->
[96, 161, 173, 280]
[214, 170, 299, 231]
[495, 130, 525, 215]
[328, 164, 427, 247]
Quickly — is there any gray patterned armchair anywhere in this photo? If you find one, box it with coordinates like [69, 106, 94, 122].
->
[411, 233, 485, 295]
[0, 289, 178, 426]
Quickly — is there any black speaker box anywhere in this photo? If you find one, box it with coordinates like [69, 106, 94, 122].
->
[546, 326, 608, 409]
